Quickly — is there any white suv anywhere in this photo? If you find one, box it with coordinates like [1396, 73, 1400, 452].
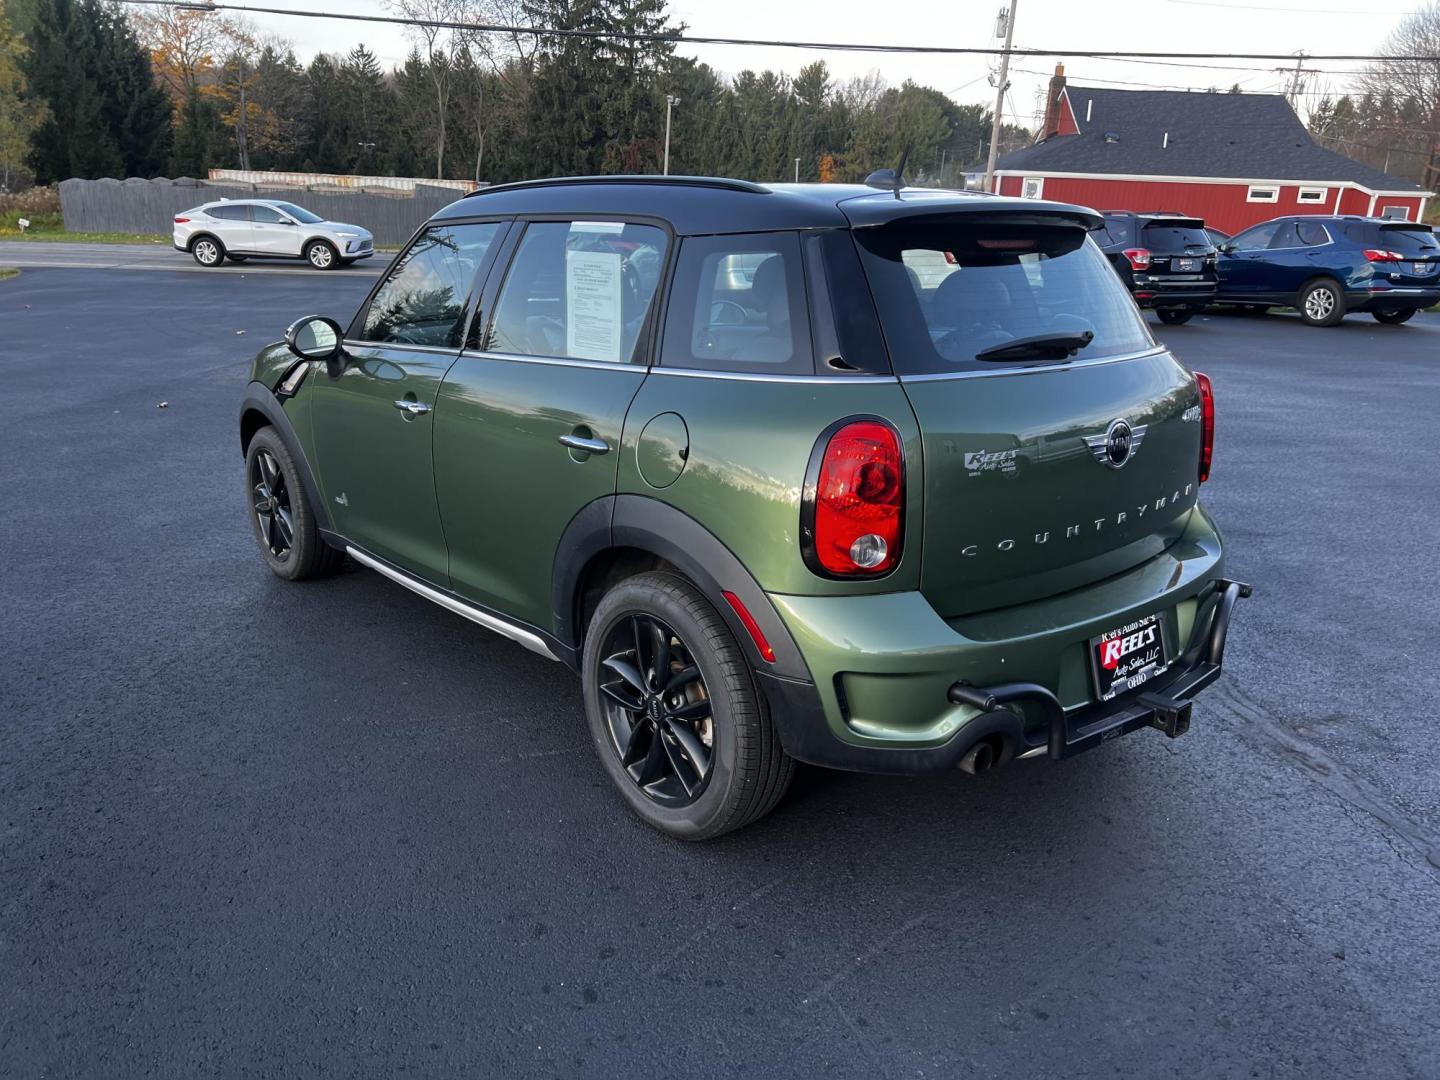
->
[172, 199, 375, 270]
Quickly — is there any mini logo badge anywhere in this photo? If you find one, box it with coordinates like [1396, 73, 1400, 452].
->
[1083, 419, 1147, 469]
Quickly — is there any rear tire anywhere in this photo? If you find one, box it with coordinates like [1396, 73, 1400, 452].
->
[1298, 279, 1345, 327]
[581, 571, 793, 840]
[306, 240, 338, 270]
[1156, 308, 1193, 325]
[190, 236, 224, 267]
[244, 426, 344, 581]
[1373, 308, 1417, 325]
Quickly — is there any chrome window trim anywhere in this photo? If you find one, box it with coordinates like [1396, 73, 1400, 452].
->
[650, 367, 898, 385]
[458, 349, 647, 372]
[343, 339, 460, 356]
[898, 346, 1168, 383]
[346, 546, 559, 661]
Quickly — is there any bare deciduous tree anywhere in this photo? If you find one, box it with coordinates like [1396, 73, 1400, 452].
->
[1360, 2, 1440, 190]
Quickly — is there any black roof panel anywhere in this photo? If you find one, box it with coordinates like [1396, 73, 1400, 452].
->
[431, 177, 1102, 233]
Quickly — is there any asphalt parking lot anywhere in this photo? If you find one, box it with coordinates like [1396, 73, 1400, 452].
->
[3, 261, 1439, 1078]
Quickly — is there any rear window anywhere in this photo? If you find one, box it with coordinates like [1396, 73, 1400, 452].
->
[854, 221, 1155, 375]
[1139, 224, 1212, 252]
[1379, 226, 1439, 255]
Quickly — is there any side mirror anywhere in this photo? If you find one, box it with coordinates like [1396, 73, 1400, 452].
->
[1217, 243, 1235, 254]
[284, 315, 346, 374]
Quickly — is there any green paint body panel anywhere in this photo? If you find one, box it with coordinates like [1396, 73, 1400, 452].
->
[769, 505, 1223, 749]
[434, 354, 644, 628]
[308, 345, 454, 584]
[902, 349, 1204, 617]
[617, 373, 922, 597]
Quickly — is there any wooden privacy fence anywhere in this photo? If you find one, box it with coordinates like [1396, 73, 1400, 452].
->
[59, 177, 465, 246]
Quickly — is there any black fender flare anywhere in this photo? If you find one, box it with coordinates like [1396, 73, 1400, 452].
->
[551, 494, 813, 683]
[238, 381, 332, 534]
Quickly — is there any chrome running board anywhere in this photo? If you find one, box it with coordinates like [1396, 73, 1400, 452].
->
[346, 546, 559, 662]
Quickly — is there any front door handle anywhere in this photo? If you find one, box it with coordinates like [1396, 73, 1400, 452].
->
[559, 433, 609, 454]
[393, 399, 431, 416]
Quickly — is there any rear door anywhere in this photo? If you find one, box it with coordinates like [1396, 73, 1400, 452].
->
[1139, 218, 1213, 278]
[433, 218, 669, 628]
[851, 215, 1206, 617]
[310, 220, 507, 584]
[206, 203, 254, 251]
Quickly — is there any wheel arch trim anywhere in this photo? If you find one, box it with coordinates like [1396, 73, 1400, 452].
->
[239, 382, 332, 534]
[552, 494, 813, 682]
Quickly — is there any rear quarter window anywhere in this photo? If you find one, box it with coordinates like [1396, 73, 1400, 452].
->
[854, 221, 1155, 376]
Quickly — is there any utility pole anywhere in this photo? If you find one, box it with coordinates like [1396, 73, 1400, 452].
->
[663, 95, 680, 175]
[794, 157, 801, 183]
[983, 2, 1017, 194]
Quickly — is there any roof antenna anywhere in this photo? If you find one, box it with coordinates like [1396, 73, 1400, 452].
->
[864, 143, 912, 196]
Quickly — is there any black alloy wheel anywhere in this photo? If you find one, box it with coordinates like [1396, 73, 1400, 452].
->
[250, 447, 294, 559]
[597, 613, 714, 806]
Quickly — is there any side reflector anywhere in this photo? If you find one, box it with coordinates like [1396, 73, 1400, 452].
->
[721, 591, 776, 663]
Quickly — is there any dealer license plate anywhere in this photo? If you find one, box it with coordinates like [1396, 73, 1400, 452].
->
[1090, 613, 1170, 702]
[1176, 257, 1199, 272]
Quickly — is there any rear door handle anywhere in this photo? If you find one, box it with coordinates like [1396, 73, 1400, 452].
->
[393, 399, 430, 416]
[559, 434, 609, 454]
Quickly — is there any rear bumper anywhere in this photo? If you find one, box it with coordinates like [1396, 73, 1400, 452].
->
[1131, 276, 1217, 307]
[761, 506, 1238, 774]
[1346, 286, 1440, 311]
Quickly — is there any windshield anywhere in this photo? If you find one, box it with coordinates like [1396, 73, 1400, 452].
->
[853, 221, 1154, 375]
[272, 202, 324, 224]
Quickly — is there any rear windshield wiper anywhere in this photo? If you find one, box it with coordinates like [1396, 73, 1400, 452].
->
[974, 330, 1095, 363]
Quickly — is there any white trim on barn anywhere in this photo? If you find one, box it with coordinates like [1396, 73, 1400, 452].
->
[992, 169, 1431, 200]
[1246, 185, 1280, 203]
[1296, 186, 1328, 204]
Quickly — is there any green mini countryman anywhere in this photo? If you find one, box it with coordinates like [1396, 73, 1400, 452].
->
[239, 174, 1248, 839]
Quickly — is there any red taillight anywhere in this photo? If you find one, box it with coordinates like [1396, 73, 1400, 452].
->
[173, 216, 190, 224]
[805, 419, 904, 576]
[721, 591, 776, 663]
[1123, 247, 1151, 271]
[1195, 371, 1215, 484]
[1364, 248, 1403, 262]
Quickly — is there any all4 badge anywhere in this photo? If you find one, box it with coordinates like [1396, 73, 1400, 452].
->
[963, 448, 1018, 476]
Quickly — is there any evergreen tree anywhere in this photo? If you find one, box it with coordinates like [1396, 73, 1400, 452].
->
[169, 85, 223, 177]
[24, 0, 170, 181]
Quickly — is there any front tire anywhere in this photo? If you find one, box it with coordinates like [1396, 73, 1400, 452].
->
[582, 572, 793, 839]
[306, 240, 338, 270]
[1156, 308, 1193, 325]
[244, 427, 344, 581]
[1373, 308, 1417, 325]
[1298, 279, 1345, 327]
[190, 236, 223, 267]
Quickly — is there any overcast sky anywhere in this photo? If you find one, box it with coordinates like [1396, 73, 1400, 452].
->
[232, 0, 1415, 128]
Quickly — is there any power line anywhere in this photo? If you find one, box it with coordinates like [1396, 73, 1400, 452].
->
[119, 0, 1440, 63]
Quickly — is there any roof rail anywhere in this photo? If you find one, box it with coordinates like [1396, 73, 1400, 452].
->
[463, 174, 771, 199]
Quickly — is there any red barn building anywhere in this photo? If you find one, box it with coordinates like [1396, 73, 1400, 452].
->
[992, 67, 1430, 234]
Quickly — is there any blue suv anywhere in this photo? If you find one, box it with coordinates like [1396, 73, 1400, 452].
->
[1215, 215, 1439, 327]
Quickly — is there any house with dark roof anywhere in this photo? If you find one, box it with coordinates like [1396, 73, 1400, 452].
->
[991, 66, 1430, 233]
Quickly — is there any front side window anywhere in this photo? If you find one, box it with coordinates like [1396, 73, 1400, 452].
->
[360, 222, 503, 347]
[487, 221, 667, 363]
[1229, 222, 1281, 251]
[251, 205, 288, 224]
[661, 232, 811, 374]
[273, 202, 324, 224]
[854, 220, 1154, 375]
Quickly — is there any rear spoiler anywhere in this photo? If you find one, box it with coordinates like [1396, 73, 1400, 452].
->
[837, 191, 1101, 232]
